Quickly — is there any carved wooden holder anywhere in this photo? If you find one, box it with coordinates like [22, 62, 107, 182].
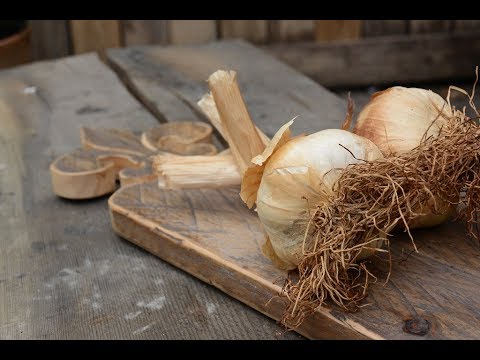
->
[49, 122, 217, 199]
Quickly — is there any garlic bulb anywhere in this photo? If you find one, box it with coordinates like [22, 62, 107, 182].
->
[239, 95, 480, 326]
[353, 87, 454, 155]
[242, 122, 384, 269]
[353, 87, 456, 228]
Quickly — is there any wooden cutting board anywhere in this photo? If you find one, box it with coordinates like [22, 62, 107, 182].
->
[108, 179, 480, 339]
[102, 40, 480, 339]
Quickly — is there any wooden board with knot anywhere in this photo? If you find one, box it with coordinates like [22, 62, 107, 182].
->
[2, 39, 480, 339]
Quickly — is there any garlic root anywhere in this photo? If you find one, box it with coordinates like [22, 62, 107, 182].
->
[353, 86, 457, 229]
[281, 112, 480, 328]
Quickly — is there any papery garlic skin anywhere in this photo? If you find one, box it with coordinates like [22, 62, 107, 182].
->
[353, 87, 455, 229]
[353, 87, 453, 155]
[256, 129, 384, 269]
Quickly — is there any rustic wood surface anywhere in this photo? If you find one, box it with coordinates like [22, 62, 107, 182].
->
[109, 183, 371, 340]
[4, 38, 480, 340]
[70, 20, 123, 56]
[106, 39, 347, 138]
[410, 20, 453, 34]
[219, 20, 269, 44]
[266, 31, 480, 87]
[0, 49, 311, 339]
[270, 20, 315, 42]
[122, 20, 169, 47]
[362, 20, 407, 37]
[314, 20, 362, 42]
[167, 21, 217, 45]
[454, 20, 480, 32]
[105, 40, 480, 339]
[109, 179, 480, 339]
[27, 19, 480, 89]
[30, 21, 71, 61]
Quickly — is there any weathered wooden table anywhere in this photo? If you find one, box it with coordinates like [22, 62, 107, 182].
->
[0, 40, 345, 339]
[1, 39, 479, 340]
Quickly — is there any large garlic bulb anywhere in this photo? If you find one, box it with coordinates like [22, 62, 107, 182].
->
[353, 87, 453, 155]
[242, 122, 384, 269]
[353, 87, 456, 228]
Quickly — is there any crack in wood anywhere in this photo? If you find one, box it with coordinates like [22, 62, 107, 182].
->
[104, 55, 169, 124]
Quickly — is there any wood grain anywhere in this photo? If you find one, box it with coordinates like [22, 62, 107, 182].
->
[454, 20, 480, 32]
[70, 20, 123, 55]
[220, 20, 268, 44]
[50, 122, 220, 199]
[410, 20, 452, 33]
[51, 127, 152, 199]
[104, 38, 480, 339]
[110, 180, 480, 339]
[122, 20, 168, 46]
[105, 39, 348, 139]
[141, 122, 215, 154]
[0, 50, 303, 339]
[109, 183, 370, 340]
[50, 148, 124, 199]
[363, 20, 407, 37]
[81, 127, 150, 156]
[266, 31, 480, 87]
[314, 20, 362, 42]
[167, 21, 217, 45]
[270, 20, 315, 42]
[30, 20, 71, 61]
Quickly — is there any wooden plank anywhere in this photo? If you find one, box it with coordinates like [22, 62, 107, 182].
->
[109, 176, 480, 339]
[0, 52, 301, 339]
[454, 20, 480, 32]
[363, 20, 407, 37]
[70, 20, 122, 55]
[219, 20, 268, 44]
[103, 42, 480, 339]
[30, 20, 71, 60]
[410, 20, 452, 33]
[122, 20, 168, 46]
[314, 20, 362, 42]
[270, 20, 315, 42]
[106, 39, 347, 139]
[167, 20, 217, 45]
[266, 31, 480, 87]
[109, 183, 370, 340]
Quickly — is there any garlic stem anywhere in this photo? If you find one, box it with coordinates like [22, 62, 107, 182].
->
[208, 70, 266, 175]
[152, 153, 240, 189]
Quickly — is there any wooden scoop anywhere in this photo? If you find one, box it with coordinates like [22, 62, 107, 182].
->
[141, 121, 217, 155]
[50, 122, 218, 200]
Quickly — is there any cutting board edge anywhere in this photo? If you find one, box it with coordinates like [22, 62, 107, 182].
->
[107, 185, 382, 340]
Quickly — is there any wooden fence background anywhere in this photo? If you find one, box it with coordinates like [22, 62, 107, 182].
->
[27, 20, 480, 87]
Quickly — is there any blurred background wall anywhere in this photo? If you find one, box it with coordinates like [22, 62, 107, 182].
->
[2, 20, 480, 88]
